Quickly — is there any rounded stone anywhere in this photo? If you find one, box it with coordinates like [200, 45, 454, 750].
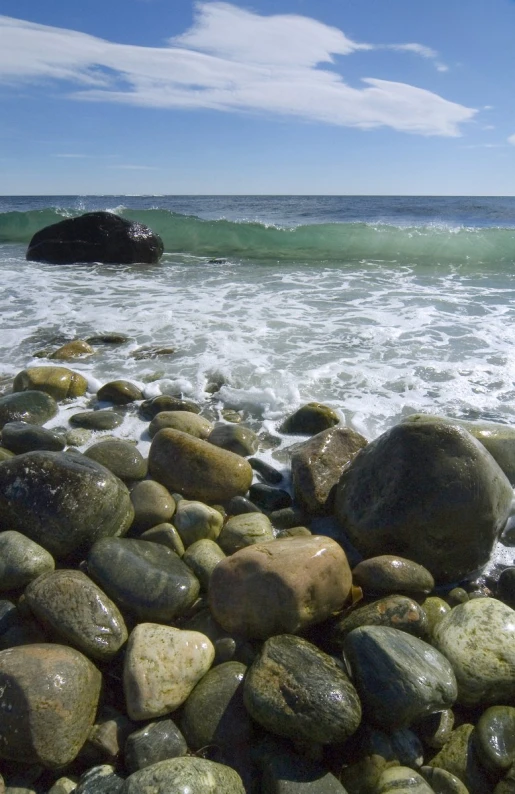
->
[183, 540, 226, 590]
[226, 495, 262, 515]
[248, 483, 292, 512]
[335, 420, 513, 584]
[84, 440, 147, 481]
[173, 500, 223, 548]
[0, 451, 134, 559]
[124, 719, 187, 773]
[427, 724, 490, 794]
[49, 340, 94, 360]
[87, 538, 200, 622]
[420, 597, 451, 638]
[13, 366, 88, 400]
[139, 395, 201, 420]
[96, 381, 143, 405]
[375, 767, 434, 794]
[209, 535, 352, 639]
[498, 568, 515, 608]
[281, 403, 340, 435]
[329, 595, 428, 647]
[48, 777, 79, 794]
[414, 709, 455, 750]
[208, 424, 259, 456]
[120, 757, 245, 794]
[1, 421, 65, 454]
[218, 512, 275, 555]
[243, 634, 361, 744]
[25, 569, 128, 661]
[129, 480, 175, 533]
[420, 766, 469, 794]
[140, 524, 185, 557]
[0, 531, 55, 591]
[475, 706, 515, 773]
[70, 410, 123, 431]
[432, 598, 515, 707]
[149, 411, 213, 440]
[149, 429, 253, 503]
[74, 765, 124, 794]
[123, 623, 215, 720]
[249, 457, 283, 485]
[342, 626, 457, 729]
[0, 390, 58, 429]
[352, 555, 435, 596]
[0, 643, 101, 768]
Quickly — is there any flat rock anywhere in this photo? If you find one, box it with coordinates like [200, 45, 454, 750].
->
[123, 623, 214, 720]
[120, 757, 245, 794]
[0, 391, 57, 429]
[13, 366, 88, 400]
[84, 440, 147, 481]
[0, 531, 55, 591]
[70, 410, 123, 431]
[1, 421, 65, 454]
[352, 555, 434, 596]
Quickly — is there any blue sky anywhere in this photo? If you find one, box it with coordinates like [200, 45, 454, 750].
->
[1, 0, 514, 194]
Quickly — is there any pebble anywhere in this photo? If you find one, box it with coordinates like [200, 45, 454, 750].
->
[0, 390, 57, 428]
[182, 539, 226, 590]
[226, 495, 262, 515]
[249, 457, 283, 484]
[173, 499, 224, 547]
[420, 766, 469, 794]
[74, 765, 124, 794]
[475, 706, 515, 773]
[208, 423, 259, 456]
[120, 757, 245, 794]
[281, 402, 340, 435]
[218, 512, 275, 554]
[0, 531, 55, 591]
[84, 440, 147, 481]
[248, 483, 292, 512]
[148, 410, 213, 439]
[139, 395, 200, 419]
[329, 595, 429, 646]
[49, 340, 94, 360]
[69, 410, 123, 431]
[129, 480, 175, 533]
[96, 381, 143, 404]
[259, 747, 347, 793]
[124, 718, 187, 773]
[352, 555, 435, 596]
[140, 523, 185, 556]
[13, 366, 88, 400]
[375, 766, 435, 794]
[428, 723, 490, 794]
[1, 421, 65, 454]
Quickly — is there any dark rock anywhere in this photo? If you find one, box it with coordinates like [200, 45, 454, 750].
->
[281, 403, 340, 435]
[248, 483, 292, 512]
[74, 765, 124, 794]
[352, 555, 434, 596]
[139, 395, 200, 419]
[0, 531, 55, 591]
[86, 333, 130, 345]
[70, 410, 123, 431]
[124, 719, 187, 773]
[226, 495, 262, 515]
[1, 421, 64, 454]
[497, 568, 515, 608]
[414, 709, 455, 750]
[97, 381, 143, 405]
[249, 457, 283, 484]
[269, 507, 308, 529]
[208, 424, 259, 456]
[0, 391, 57, 429]
[329, 595, 428, 647]
[26, 212, 163, 265]
[258, 747, 347, 793]
[84, 440, 147, 481]
[476, 706, 515, 774]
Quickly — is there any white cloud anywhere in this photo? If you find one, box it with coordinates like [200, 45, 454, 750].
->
[508, 134, 515, 146]
[0, 3, 476, 137]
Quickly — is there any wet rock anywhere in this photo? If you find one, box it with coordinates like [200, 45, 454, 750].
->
[86, 333, 129, 345]
[218, 512, 275, 554]
[129, 480, 175, 533]
[281, 403, 340, 435]
[120, 757, 244, 794]
[96, 381, 143, 405]
[335, 421, 513, 584]
[26, 211, 163, 265]
[66, 428, 92, 446]
[414, 709, 455, 750]
[47, 777, 78, 794]
[342, 626, 457, 729]
[1, 422, 65, 454]
[131, 345, 175, 360]
[182, 539, 226, 590]
[148, 411, 213, 440]
[182, 608, 246, 665]
[497, 568, 515, 608]
[375, 767, 434, 793]
[84, 707, 135, 765]
[70, 410, 123, 431]
[74, 765, 124, 794]
[243, 634, 361, 744]
[475, 706, 515, 774]
[428, 724, 492, 794]
[249, 457, 283, 484]
[420, 766, 469, 794]
[0, 391, 58, 429]
[226, 495, 262, 515]
[139, 395, 200, 419]
[270, 507, 309, 529]
[124, 719, 187, 773]
[123, 623, 214, 720]
[248, 483, 292, 512]
[49, 340, 94, 360]
[0, 451, 134, 559]
[0, 643, 101, 768]
[259, 747, 347, 793]
[208, 423, 259, 456]
[149, 429, 253, 503]
[0, 532, 55, 591]
[84, 440, 147, 481]
[173, 499, 223, 547]
[140, 523, 185, 557]
[87, 538, 200, 622]
[13, 366, 88, 400]
[329, 595, 428, 647]
[420, 597, 451, 639]
[209, 535, 352, 639]
[25, 570, 128, 661]
[352, 555, 434, 597]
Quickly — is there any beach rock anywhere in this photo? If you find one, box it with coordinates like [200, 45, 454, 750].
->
[74, 765, 124, 794]
[149, 429, 253, 503]
[281, 403, 340, 435]
[0, 391, 58, 429]
[13, 366, 88, 401]
[49, 340, 94, 360]
[249, 457, 283, 484]
[0, 531, 55, 591]
[0, 448, 14, 462]
[173, 499, 223, 547]
[1, 421, 65, 454]
[291, 425, 367, 515]
[415, 709, 455, 750]
[270, 507, 308, 529]
[433, 598, 515, 707]
[243, 634, 361, 744]
[497, 568, 515, 608]
[209, 535, 352, 638]
[259, 748, 347, 793]
[87, 537, 200, 621]
[329, 595, 428, 647]
[131, 345, 175, 360]
[66, 428, 92, 446]
[84, 440, 147, 481]
[48, 777, 78, 794]
[140, 523, 185, 556]
[183, 539, 226, 590]
[428, 724, 491, 794]
[0, 451, 134, 559]
[25, 570, 128, 661]
[208, 423, 259, 456]
[120, 757, 244, 794]
[70, 410, 123, 431]
[96, 381, 143, 404]
[375, 767, 434, 794]
[84, 707, 135, 765]
[148, 411, 213, 439]
[248, 483, 292, 512]
[0, 643, 101, 768]
[26, 211, 164, 264]
[183, 608, 247, 665]
[342, 626, 457, 729]
[124, 719, 187, 773]
[475, 706, 515, 774]
[218, 512, 275, 554]
[123, 623, 214, 720]
[226, 495, 262, 515]
[139, 395, 200, 419]
[180, 661, 252, 751]
[352, 555, 435, 596]
[334, 420, 513, 584]
[420, 597, 451, 638]
[86, 333, 129, 345]
[420, 766, 469, 794]
[129, 480, 175, 533]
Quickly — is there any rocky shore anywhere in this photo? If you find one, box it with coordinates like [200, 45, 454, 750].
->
[1, 355, 515, 793]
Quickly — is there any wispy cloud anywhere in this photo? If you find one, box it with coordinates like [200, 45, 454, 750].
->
[0, 3, 475, 136]
[508, 134, 515, 146]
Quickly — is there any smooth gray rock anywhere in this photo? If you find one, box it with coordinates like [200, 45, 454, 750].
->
[84, 440, 147, 481]
[129, 479, 175, 533]
[475, 706, 515, 774]
[120, 757, 244, 794]
[124, 719, 187, 773]
[70, 410, 123, 431]
[0, 390, 58, 429]
[1, 421, 64, 454]
[0, 531, 55, 591]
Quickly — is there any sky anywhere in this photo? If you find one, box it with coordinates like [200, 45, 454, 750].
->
[0, 0, 514, 195]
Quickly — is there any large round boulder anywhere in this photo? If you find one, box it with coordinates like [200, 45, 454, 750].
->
[334, 420, 513, 584]
[26, 211, 164, 264]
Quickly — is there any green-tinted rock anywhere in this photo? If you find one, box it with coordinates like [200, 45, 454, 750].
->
[375, 767, 434, 793]
[475, 706, 515, 773]
[0, 531, 55, 591]
[70, 410, 123, 431]
[352, 555, 434, 596]
[49, 340, 94, 360]
[87, 538, 199, 621]
[66, 427, 92, 446]
[140, 524, 185, 557]
[97, 381, 143, 404]
[149, 411, 213, 440]
[218, 512, 275, 554]
[0, 448, 14, 462]
[47, 776, 79, 794]
[124, 719, 187, 773]
[329, 595, 428, 647]
[428, 724, 491, 794]
[139, 395, 200, 419]
[420, 766, 469, 794]
[259, 748, 348, 793]
[129, 480, 175, 533]
[421, 597, 451, 638]
[1, 421, 65, 454]
[183, 539, 226, 590]
[84, 439, 147, 481]
[25, 569, 127, 661]
[243, 634, 362, 744]
[414, 709, 455, 750]
[13, 366, 88, 400]
[0, 451, 134, 559]
[0, 390, 58, 429]
[281, 403, 340, 435]
[121, 757, 244, 794]
[208, 423, 259, 456]
[173, 500, 223, 547]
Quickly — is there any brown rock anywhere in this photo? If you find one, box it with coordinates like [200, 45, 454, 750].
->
[49, 340, 94, 360]
[13, 366, 88, 400]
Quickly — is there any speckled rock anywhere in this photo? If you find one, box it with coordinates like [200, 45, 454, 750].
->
[70, 410, 123, 431]
[84, 440, 147, 481]
[49, 340, 94, 361]
[25, 570, 127, 661]
[87, 538, 200, 622]
[420, 597, 451, 638]
[218, 512, 275, 554]
[281, 403, 340, 435]
[342, 626, 457, 729]
[0, 390, 58, 429]
[1, 421, 65, 454]
[375, 767, 434, 794]
[149, 429, 253, 503]
[66, 428, 92, 446]
[129, 480, 175, 533]
[173, 500, 223, 547]
[0, 643, 101, 768]
[120, 757, 244, 794]
[0, 531, 55, 591]
[148, 411, 213, 440]
[352, 555, 435, 596]
[243, 634, 361, 744]
[140, 523, 185, 557]
[208, 423, 259, 456]
[432, 598, 515, 707]
[13, 366, 88, 400]
[428, 724, 491, 794]
[74, 765, 124, 794]
[124, 719, 187, 773]
[0, 451, 134, 559]
[475, 706, 515, 774]
[335, 420, 513, 584]
[97, 381, 143, 404]
[182, 539, 226, 590]
[329, 595, 428, 647]
[209, 535, 352, 639]
[291, 425, 367, 515]
[123, 623, 214, 720]
[139, 395, 201, 419]
[420, 766, 469, 794]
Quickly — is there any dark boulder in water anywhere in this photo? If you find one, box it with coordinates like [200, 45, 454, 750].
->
[26, 211, 164, 264]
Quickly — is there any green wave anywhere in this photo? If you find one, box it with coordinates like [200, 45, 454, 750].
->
[1, 207, 515, 264]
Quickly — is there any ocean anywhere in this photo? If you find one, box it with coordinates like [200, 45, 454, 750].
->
[1, 194, 515, 452]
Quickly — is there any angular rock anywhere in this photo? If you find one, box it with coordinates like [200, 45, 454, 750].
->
[0, 451, 134, 559]
[26, 211, 163, 265]
[218, 512, 275, 554]
[148, 411, 213, 440]
[209, 535, 352, 639]
[129, 480, 175, 533]
[124, 719, 187, 773]
[335, 420, 513, 584]
[96, 381, 143, 405]
[208, 424, 259, 456]
[0, 531, 55, 591]
[352, 555, 434, 596]
[120, 757, 244, 794]
[13, 366, 88, 400]
[1, 421, 65, 454]
[140, 523, 185, 557]
[84, 440, 147, 481]
[173, 500, 223, 547]
[281, 403, 340, 435]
